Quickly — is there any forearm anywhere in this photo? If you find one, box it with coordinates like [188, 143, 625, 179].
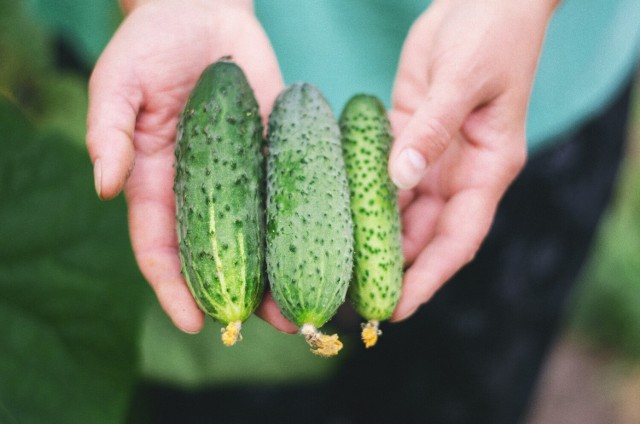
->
[119, 0, 254, 15]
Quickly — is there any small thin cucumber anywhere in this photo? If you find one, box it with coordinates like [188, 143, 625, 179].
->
[266, 83, 354, 356]
[339, 94, 403, 348]
[174, 59, 265, 346]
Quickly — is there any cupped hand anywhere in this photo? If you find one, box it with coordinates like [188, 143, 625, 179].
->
[388, 0, 559, 321]
[87, 0, 295, 334]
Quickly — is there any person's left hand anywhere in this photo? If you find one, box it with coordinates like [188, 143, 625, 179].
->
[387, 0, 558, 321]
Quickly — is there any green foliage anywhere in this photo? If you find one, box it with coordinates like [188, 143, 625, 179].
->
[0, 0, 51, 117]
[0, 96, 147, 423]
[0, 2, 149, 422]
[569, 83, 640, 361]
[0, 0, 51, 84]
[0, 0, 88, 143]
[0, 400, 19, 424]
[139, 307, 339, 388]
[25, 0, 122, 66]
[32, 74, 88, 143]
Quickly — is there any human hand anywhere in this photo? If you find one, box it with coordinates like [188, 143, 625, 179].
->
[388, 0, 559, 321]
[87, 0, 294, 333]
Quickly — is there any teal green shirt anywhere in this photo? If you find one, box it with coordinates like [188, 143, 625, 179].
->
[255, 0, 640, 153]
[29, 0, 640, 153]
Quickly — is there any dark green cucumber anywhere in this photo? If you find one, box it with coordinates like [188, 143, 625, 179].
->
[266, 83, 353, 356]
[174, 59, 265, 346]
[339, 94, 403, 348]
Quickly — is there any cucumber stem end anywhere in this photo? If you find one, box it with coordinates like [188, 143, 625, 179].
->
[221, 321, 243, 346]
[300, 324, 343, 357]
[361, 320, 381, 348]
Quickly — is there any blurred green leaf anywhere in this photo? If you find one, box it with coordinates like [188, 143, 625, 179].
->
[0, 96, 147, 423]
[570, 218, 640, 359]
[0, 0, 88, 143]
[33, 74, 88, 143]
[0, 399, 19, 424]
[25, 0, 122, 66]
[0, 0, 52, 120]
[570, 82, 640, 361]
[140, 305, 341, 388]
[0, 0, 52, 83]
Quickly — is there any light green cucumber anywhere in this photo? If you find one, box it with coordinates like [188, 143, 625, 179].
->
[174, 59, 265, 346]
[266, 83, 353, 356]
[339, 94, 403, 348]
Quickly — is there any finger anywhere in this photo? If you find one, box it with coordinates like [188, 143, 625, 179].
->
[398, 189, 416, 211]
[400, 194, 444, 265]
[388, 108, 411, 140]
[86, 55, 142, 200]
[389, 83, 472, 190]
[137, 246, 206, 334]
[391, 188, 497, 322]
[126, 148, 206, 334]
[381, 109, 417, 212]
[256, 292, 299, 334]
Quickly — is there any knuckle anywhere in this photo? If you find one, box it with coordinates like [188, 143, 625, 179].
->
[414, 115, 452, 159]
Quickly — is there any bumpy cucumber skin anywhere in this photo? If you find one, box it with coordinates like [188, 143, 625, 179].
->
[339, 94, 403, 322]
[174, 60, 265, 325]
[266, 83, 354, 328]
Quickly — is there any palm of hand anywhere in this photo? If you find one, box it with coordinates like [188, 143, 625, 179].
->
[87, 0, 284, 333]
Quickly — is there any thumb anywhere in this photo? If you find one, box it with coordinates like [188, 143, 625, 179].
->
[389, 85, 472, 189]
[86, 55, 141, 200]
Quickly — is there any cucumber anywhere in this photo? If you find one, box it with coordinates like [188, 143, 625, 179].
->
[174, 59, 265, 346]
[266, 83, 354, 356]
[339, 94, 403, 348]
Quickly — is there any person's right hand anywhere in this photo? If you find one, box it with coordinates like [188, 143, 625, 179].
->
[87, 0, 295, 334]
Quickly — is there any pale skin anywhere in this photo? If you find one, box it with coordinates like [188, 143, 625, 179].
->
[87, 0, 559, 334]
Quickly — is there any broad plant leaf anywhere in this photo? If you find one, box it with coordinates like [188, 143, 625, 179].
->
[0, 0, 52, 85]
[0, 0, 88, 144]
[25, 0, 122, 66]
[570, 108, 640, 360]
[0, 97, 147, 423]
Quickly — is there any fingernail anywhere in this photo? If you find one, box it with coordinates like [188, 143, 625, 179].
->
[392, 148, 426, 189]
[93, 158, 102, 199]
[182, 328, 201, 335]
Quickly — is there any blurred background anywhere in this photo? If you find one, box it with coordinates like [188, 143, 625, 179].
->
[1, 1, 639, 423]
